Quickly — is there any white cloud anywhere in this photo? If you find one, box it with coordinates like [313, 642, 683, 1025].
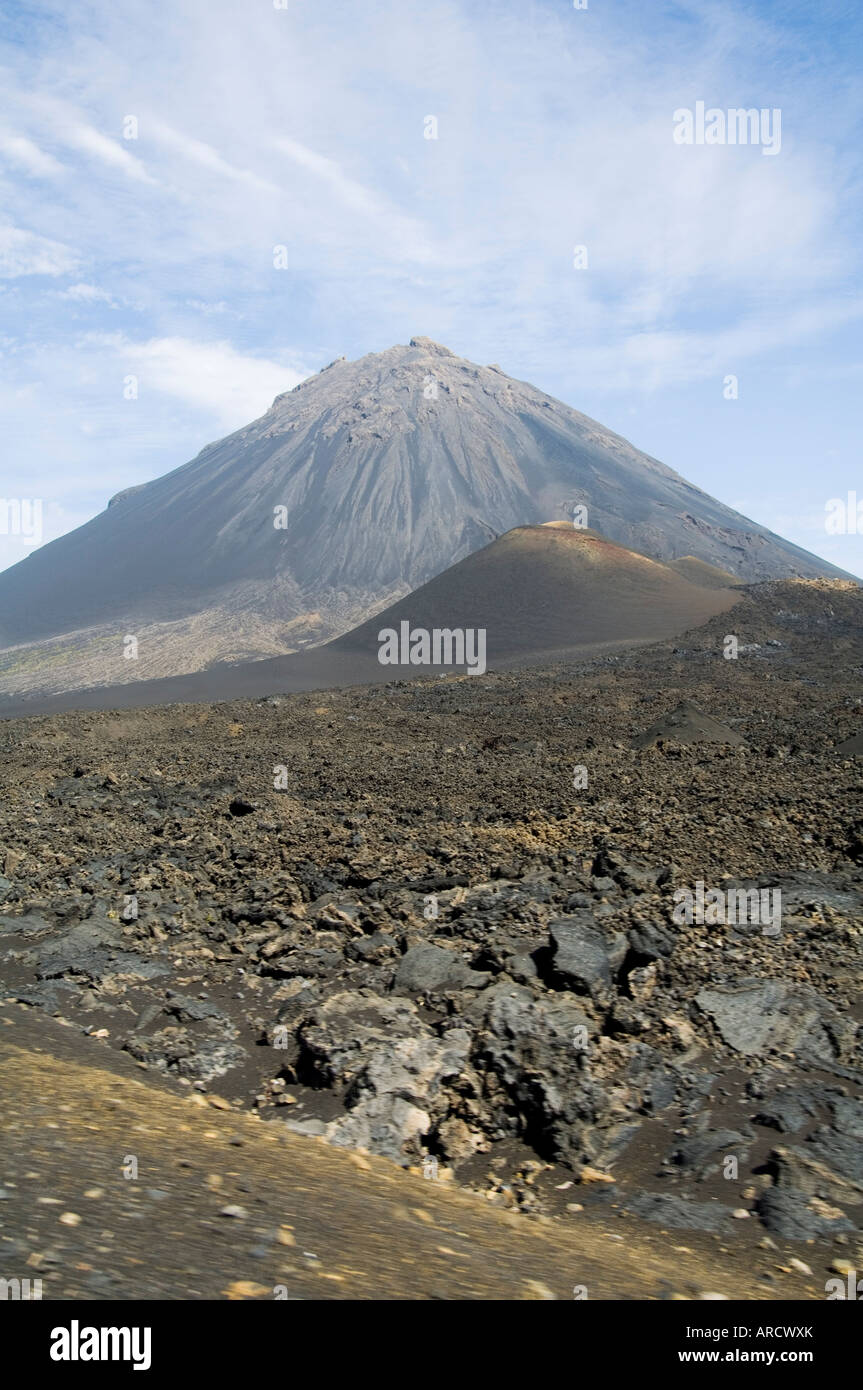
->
[0, 225, 79, 278]
[148, 119, 279, 194]
[59, 282, 118, 305]
[274, 136, 434, 264]
[62, 120, 157, 184]
[184, 299, 232, 315]
[560, 296, 863, 394]
[95, 334, 308, 428]
[0, 131, 64, 178]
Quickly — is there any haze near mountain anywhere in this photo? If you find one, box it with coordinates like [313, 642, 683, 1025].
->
[0, 337, 847, 698]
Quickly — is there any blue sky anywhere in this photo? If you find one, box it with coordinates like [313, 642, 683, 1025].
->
[1, 0, 861, 575]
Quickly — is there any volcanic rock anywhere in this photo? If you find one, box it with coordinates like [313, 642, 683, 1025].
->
[695, 980, 850, 1062]
[549, 914, 628, 992]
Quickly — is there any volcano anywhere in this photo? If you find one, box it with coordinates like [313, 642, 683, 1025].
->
[1, 525, 740, 715]
[0, 336, 848, 699]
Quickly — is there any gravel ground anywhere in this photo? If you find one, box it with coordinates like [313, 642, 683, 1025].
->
[1, 577, 861, 1298]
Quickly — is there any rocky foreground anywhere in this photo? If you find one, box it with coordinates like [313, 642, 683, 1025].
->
[0, 577, 861, 1298]
[2, 1004, 800, 1301]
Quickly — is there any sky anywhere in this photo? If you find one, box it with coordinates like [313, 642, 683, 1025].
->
[1, 0, 861, 576]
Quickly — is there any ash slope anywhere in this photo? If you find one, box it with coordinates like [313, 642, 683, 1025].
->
[0, 338, 848, 674]
[0, 526, 739, 716]
[338, 525, 738, 662]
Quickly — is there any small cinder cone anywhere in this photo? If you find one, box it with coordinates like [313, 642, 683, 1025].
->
[633, 700, 746, 749]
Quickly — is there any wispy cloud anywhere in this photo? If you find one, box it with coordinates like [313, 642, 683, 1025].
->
[0, 225, 78, 277]
[89, 333, 308, 428]
[58, 282, 119, 306]
[0, 129, 64, 178]
[0, 0, 860, 576]
[149, 119, 279, 195]
[274, 136, 434, 264]
[61, 120, 156, 185]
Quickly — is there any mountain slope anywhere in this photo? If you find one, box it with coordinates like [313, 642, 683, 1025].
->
[0, 526, 739, 715]
[337, 525, 739, 664]
[0, 337, 847, 697]
[666, 556, 738, 589]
